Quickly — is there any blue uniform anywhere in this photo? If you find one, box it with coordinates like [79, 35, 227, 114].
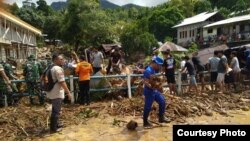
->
[143, 66, 165, 121]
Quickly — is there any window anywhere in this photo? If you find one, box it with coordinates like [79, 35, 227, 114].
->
[185, 31, 187, 38]
[240, 24, 245, 32]
[179, 31, 182, 38]
[192, 30, 195, 37]
[208, 29, 213, 34]
[189, 30, 192, 37]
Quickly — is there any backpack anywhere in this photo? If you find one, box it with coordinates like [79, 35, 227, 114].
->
[41, 64, 57, 92]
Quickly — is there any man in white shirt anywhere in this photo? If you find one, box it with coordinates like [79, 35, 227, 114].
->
[92, 48, 104, 74]
[230, 51, 240, 90]
[46, 54, 72, 133]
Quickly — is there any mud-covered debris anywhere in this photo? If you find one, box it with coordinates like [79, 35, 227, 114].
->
[205, 109, 213, 116]
[126, 120, 138, 130]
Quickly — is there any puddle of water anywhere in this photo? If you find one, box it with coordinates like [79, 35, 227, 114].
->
[39, 110, 250, 141]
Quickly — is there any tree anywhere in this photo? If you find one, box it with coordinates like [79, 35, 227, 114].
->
[120, 23, 158, 58]
[148, 7, 183, 42]
[10, 3, 19, 15]
[36, 0, 53, 16]
[232, 0, 249, 16]
[194, 0, 212, 14]
[219, 7, 231, 18]
[188, 42, 199, 53]
[16, 7, 44, 29]
[61, 0, 112, 51]
[43, 14, 62, 43]
[168, 0, 198, 17]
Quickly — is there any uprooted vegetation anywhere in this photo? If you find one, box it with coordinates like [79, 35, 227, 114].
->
[1, 90, 250, 140]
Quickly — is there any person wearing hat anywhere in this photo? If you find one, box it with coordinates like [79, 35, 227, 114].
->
[142, 56, 170, 128]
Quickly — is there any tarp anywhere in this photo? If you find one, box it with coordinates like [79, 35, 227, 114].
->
[197, 44, 228, 65]
[158, 42, 188, 52]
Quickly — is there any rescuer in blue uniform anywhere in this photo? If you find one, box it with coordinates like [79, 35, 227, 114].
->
[143, 57, 170, 127]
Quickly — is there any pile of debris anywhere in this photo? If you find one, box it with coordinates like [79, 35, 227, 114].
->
[0, 98, 102, 140]
[108, 91, 250, 123]
[1, 90, 250, 140]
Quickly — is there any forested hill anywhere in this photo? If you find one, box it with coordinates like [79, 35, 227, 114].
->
[99, 0, 120, 9]
[51, 1, 68, 10]
[50, 0, 143, 10]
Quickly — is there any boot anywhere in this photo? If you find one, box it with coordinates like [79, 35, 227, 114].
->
[143, 118, 152, 128]
[57, 122, 64, 128]
[159, 115, 171, 123]
[50, 117, 62, 133]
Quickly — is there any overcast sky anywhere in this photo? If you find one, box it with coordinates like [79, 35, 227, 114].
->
[4, 0, 168, 7]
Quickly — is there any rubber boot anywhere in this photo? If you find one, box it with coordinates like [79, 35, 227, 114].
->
[50, 117, 62, 133]
[159, 115, 171, 123]
[143, 118, 152, 128]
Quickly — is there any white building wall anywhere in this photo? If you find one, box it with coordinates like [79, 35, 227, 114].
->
[203, 28, 217, 41]
[176, 21, 211, 44]
[0, 16, 38, 60]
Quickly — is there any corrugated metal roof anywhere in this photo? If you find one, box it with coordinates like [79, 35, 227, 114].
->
[0, 9, 42, 35]
[173, 11, 218, 28]
[204, 14, 250, 28]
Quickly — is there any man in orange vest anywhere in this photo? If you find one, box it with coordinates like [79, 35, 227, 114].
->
[75, 55, 93, 105]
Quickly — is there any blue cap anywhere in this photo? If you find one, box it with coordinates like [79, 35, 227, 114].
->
[153, 56, 164, 65]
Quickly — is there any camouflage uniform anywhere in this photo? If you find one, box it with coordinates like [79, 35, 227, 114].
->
[40, 56, 52, 72]
[0, 64, 6, 92]
[2, 61, 18, 93]
[23, 55, 43, 104]
[0, 64, 13, 107]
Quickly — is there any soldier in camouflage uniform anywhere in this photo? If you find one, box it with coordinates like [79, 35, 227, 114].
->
[0, 63, 13, 107]
[3, 57, 18, 93]
[40, 55, 52, 72]
[23, 55, 43, 104]
[3, 57, 17, 80]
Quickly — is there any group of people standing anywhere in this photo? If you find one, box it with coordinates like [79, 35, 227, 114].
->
[208, 50, 249, 93]
[142, 49, 250, 128]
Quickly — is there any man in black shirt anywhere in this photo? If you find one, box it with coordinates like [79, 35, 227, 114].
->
[107, 48, 121, 74]
[162, 51, 176, 95]
[182, 56, 199, 95]
[192, 52, 205, 92]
